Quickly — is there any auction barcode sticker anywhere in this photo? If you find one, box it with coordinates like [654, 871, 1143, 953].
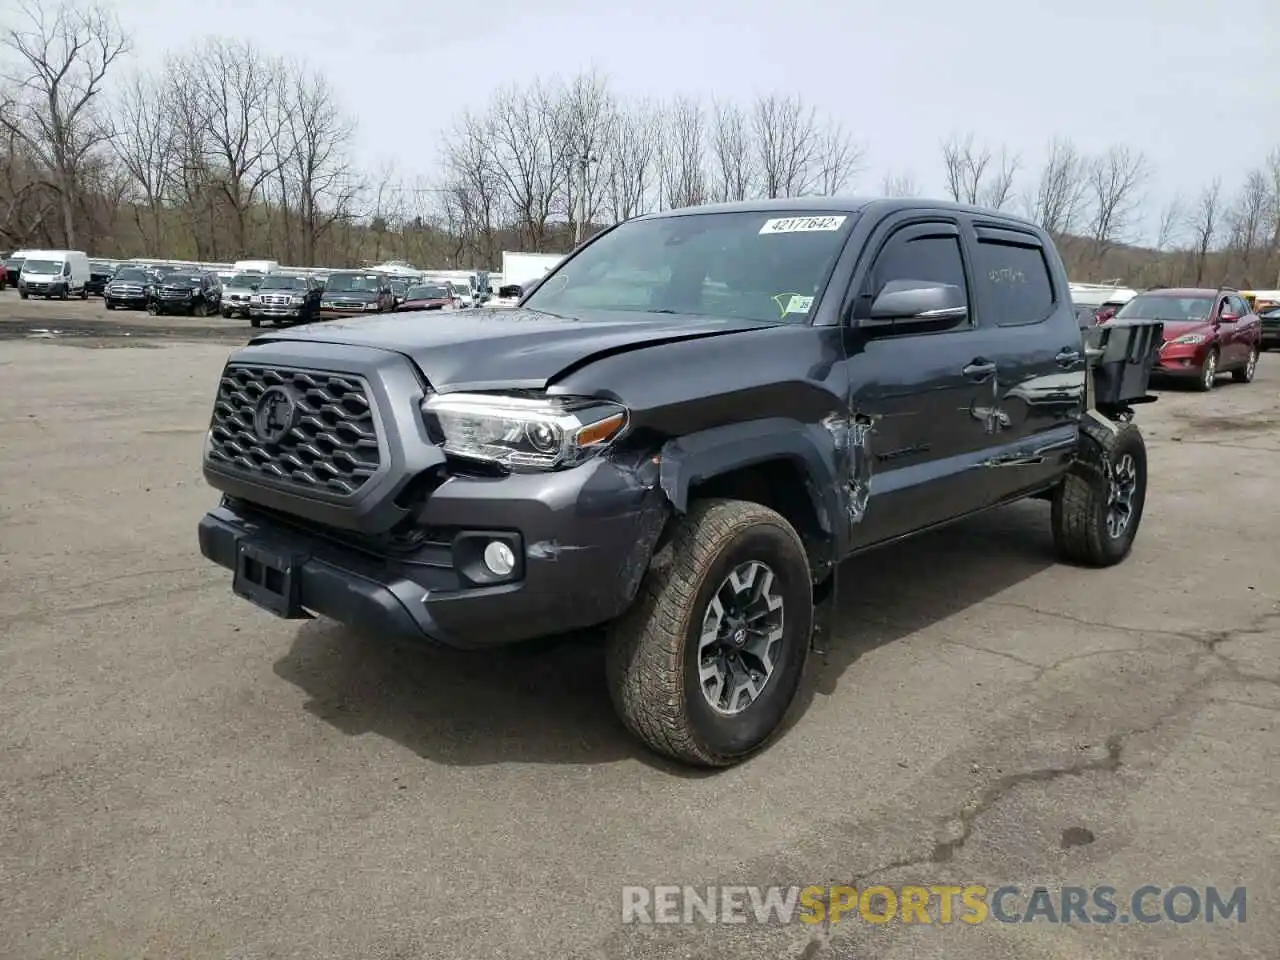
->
[759, 216, 847, 235]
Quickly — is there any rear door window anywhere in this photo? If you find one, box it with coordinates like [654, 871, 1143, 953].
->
[973, 239, 1055, 326]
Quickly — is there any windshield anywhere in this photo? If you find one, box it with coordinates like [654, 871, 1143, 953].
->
[259, 275, 305, 290]
[90, 261, 113, 271]
[113, 269, 148, 282]
[5, 257, 24, 267]
[497, 284, 523, 298]
[227, 273, 262, 288]
[1116, 294, 1214, 322]
[21, 259, 61, 274]
[408, 285, 450, 299]
[390, 280, 407, 291]
[523, 211, 854, 322]
[326, 273, 382, 293]
[166, 275, 203, 284]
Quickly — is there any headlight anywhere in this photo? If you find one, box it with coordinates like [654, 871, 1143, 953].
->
[423, 393, 628, 471]
[1172, 334, 1206, 344]
[291, 296, 305, 305]
[250, 295, 262, 303]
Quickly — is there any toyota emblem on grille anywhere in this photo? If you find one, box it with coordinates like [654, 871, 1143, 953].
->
[253, 386, 298, 445]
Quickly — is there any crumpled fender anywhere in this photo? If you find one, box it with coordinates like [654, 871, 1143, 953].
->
[656, 417, 850, 557]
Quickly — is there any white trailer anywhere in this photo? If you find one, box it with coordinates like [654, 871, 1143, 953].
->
[501, 251, 564, 288]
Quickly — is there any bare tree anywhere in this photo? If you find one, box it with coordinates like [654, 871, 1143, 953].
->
[814, 122, 864, 195]
[940, 132, 991, 204]
[602, 101, 660, 222]
[880, 170, 920, 197]
[279, 62, 358, 266]
[1083, 146, 1150, 262]
[557, 70, 615, 241]
[1153, 194, 1185, 251]
[981, 148, 1019, 210]
[441, 109, 502, 266]
[1225, 169, 1269, 282]
[365, 160, 403, 261]
[0, 0, 130, 246]
[175, 39, 284, 254]
[486, 80, 568, 249]
[110, 70, 174, 251]
[1189, 178, 1221, 285]
[1026, 138, 1088, 237]
[657, 96, 707, 209]
[752, 93, 823, 198]
[708, 100, 754, 202]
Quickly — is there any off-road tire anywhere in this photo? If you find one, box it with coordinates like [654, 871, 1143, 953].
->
[1232, 346, 1259, 383]
[19, 290, 27, 299]
[104, 299, 115, 310]
[1052, 420, 1147, 567]
[249, 317, 261, 328]
[1195, 348, 1218, 391]
[605, 498, 813, 767]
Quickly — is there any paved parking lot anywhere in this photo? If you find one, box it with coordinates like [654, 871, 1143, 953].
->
[1, 289, 1277, 960]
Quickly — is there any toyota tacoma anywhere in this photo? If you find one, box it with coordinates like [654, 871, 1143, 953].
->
[197, 198, 1162, 768]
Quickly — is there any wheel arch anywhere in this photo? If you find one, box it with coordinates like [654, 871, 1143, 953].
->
[656, 419, 844, 581]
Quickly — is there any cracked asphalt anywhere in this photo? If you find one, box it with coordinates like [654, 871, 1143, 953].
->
[1, 294, 1277, 960]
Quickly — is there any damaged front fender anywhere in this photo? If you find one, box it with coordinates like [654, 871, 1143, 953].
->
[654, 417, 854, 561]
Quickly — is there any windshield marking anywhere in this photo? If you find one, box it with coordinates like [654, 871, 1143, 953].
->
[758, 215, 847, 234]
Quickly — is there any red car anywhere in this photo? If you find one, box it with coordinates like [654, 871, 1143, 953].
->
[396, 283, 456, 312]
[1107, 287, 1261, 391]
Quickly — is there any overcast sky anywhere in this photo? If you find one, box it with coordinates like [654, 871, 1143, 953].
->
[114, 0, 1279, 242]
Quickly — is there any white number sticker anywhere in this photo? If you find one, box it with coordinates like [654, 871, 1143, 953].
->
[784, 295, 814, 314]
[759, 215, 847, 235]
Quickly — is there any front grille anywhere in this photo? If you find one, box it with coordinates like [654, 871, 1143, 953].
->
[161, 288, 193, 299]
[326, 298, 366, 310]
[263, 295, 293, 305]
[207, 364, 382, 496]
[110, 284, 144, 296]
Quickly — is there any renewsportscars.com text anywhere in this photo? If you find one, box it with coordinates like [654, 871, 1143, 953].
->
[622, 884, 1247, 925]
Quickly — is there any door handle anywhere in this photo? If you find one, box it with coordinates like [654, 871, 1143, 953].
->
[1055, 348, 1082, 367]
[963, 359, 997, 379]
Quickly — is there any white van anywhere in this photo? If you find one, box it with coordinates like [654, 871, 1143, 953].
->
[233, 259, 279, 275]
[18, 250, 91, 300]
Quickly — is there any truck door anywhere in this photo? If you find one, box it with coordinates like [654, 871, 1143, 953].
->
[965, 224, 1086, 504]
[841, 217, 1013, 546]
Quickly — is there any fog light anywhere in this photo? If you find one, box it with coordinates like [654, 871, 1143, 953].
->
[482, 540, 516, 576]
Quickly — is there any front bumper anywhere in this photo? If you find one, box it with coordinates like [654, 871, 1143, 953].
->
[199, 456, 667, 648]
[1261, 323, 1280, 347]
[1153, 343, 1209, 376]
[250, 305, 303, 318]
[21, 282, 67, 297]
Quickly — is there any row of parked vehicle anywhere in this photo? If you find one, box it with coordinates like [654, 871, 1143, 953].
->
[0, 249, 488, 326]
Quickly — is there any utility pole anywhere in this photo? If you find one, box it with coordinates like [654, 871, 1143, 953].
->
[574, 152, 597, 246]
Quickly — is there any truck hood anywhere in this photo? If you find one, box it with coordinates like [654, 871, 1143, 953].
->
[250, 307, 775, 392]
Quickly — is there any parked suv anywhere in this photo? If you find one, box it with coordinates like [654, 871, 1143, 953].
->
[1110, 287, 1261, 390]
[103, 267, 154, 310]
[248, 273, 323, 327]
[318, 271, 394, 317]
[149, 271, 221, 316]
[197, 199, 1161, 768]
[86, 260, 118, 295]
[220, 272, 264, 318]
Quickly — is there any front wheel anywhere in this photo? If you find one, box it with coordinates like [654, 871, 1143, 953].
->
[1052, 421, 1147, 567]
[104, 299, 115, 310]
[1232, 345, 1259, 383]
[605, 499, 814, 767]
[249, 317, 261, 328]
[146, 302, 159, 315]
[1195, 349, 1218, 391]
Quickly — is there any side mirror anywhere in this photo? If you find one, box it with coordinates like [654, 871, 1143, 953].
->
[1219, 312, 1239, 323]
[859, 280, 967, 327]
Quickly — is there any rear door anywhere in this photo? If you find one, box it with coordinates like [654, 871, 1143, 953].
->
[965, 222, 1085, 502]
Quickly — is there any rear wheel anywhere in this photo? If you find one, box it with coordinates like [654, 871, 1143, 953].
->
[1232, 346, 1258, 383]
[1052, 421, 1147, 567]
[605, 499, 813, 767]
[1195, 349, 1218, 391]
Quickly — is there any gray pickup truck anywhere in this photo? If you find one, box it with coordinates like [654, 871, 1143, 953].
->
[197, 198, 1162, 767]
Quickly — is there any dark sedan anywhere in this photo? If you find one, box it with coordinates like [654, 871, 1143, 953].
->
[396, 283, 456, 312]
